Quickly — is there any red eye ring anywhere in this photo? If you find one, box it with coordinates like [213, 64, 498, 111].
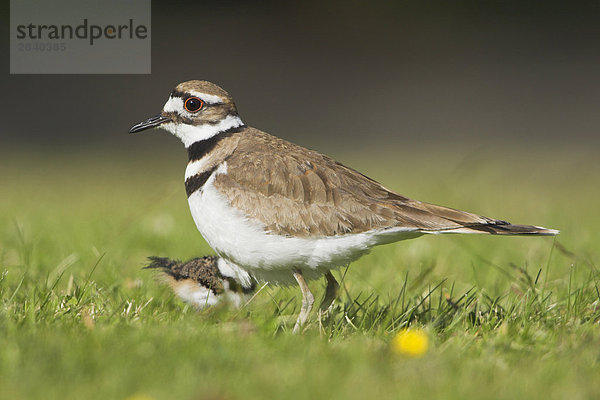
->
[184, 97, 204, 112]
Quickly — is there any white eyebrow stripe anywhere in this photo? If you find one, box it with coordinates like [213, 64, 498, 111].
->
[189, 90, 224, 105]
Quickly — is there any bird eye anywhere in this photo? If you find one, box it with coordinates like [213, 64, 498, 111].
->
[184, 97, 204, 112]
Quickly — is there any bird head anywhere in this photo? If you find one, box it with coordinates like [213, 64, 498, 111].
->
[129, 80, 244, 147]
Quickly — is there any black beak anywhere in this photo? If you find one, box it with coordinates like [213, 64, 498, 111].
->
[129, 114, 171, 134]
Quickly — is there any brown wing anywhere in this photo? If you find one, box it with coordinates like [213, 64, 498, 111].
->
[213, 128, 511, 237]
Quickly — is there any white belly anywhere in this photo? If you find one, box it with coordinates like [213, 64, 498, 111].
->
[187, 167, 420, 284]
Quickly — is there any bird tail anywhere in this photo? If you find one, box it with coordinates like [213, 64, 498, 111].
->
[143, 256, 182, 275]
[433, 223, 559, 236]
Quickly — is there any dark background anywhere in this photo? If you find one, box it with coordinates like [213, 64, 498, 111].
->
[2, 1, 599, 152]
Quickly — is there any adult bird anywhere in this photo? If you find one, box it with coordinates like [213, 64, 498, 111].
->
[130, 80, 558, 332]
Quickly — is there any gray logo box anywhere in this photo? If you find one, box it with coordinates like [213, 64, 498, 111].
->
[10, 0, 151, 74]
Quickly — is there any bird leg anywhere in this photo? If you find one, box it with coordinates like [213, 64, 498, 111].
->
[292, 270, 314, 334]
[319, 271, 339, 314]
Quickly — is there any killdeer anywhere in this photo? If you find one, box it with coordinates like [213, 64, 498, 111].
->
[144, 256, 256, 309]
[130, 80, 558, 332]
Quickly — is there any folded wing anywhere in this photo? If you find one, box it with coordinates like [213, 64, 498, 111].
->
[214, 129, 558, 237]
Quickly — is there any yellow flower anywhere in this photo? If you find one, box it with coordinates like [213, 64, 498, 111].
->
[391, 328, 429, 357]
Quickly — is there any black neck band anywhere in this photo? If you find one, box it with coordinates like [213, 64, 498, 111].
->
[186, 124, 246, 162]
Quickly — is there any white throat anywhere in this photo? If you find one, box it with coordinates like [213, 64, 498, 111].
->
[161, 115, 244, 148]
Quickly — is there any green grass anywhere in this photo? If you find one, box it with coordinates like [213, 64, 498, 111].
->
[1, 146, 599, 400]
